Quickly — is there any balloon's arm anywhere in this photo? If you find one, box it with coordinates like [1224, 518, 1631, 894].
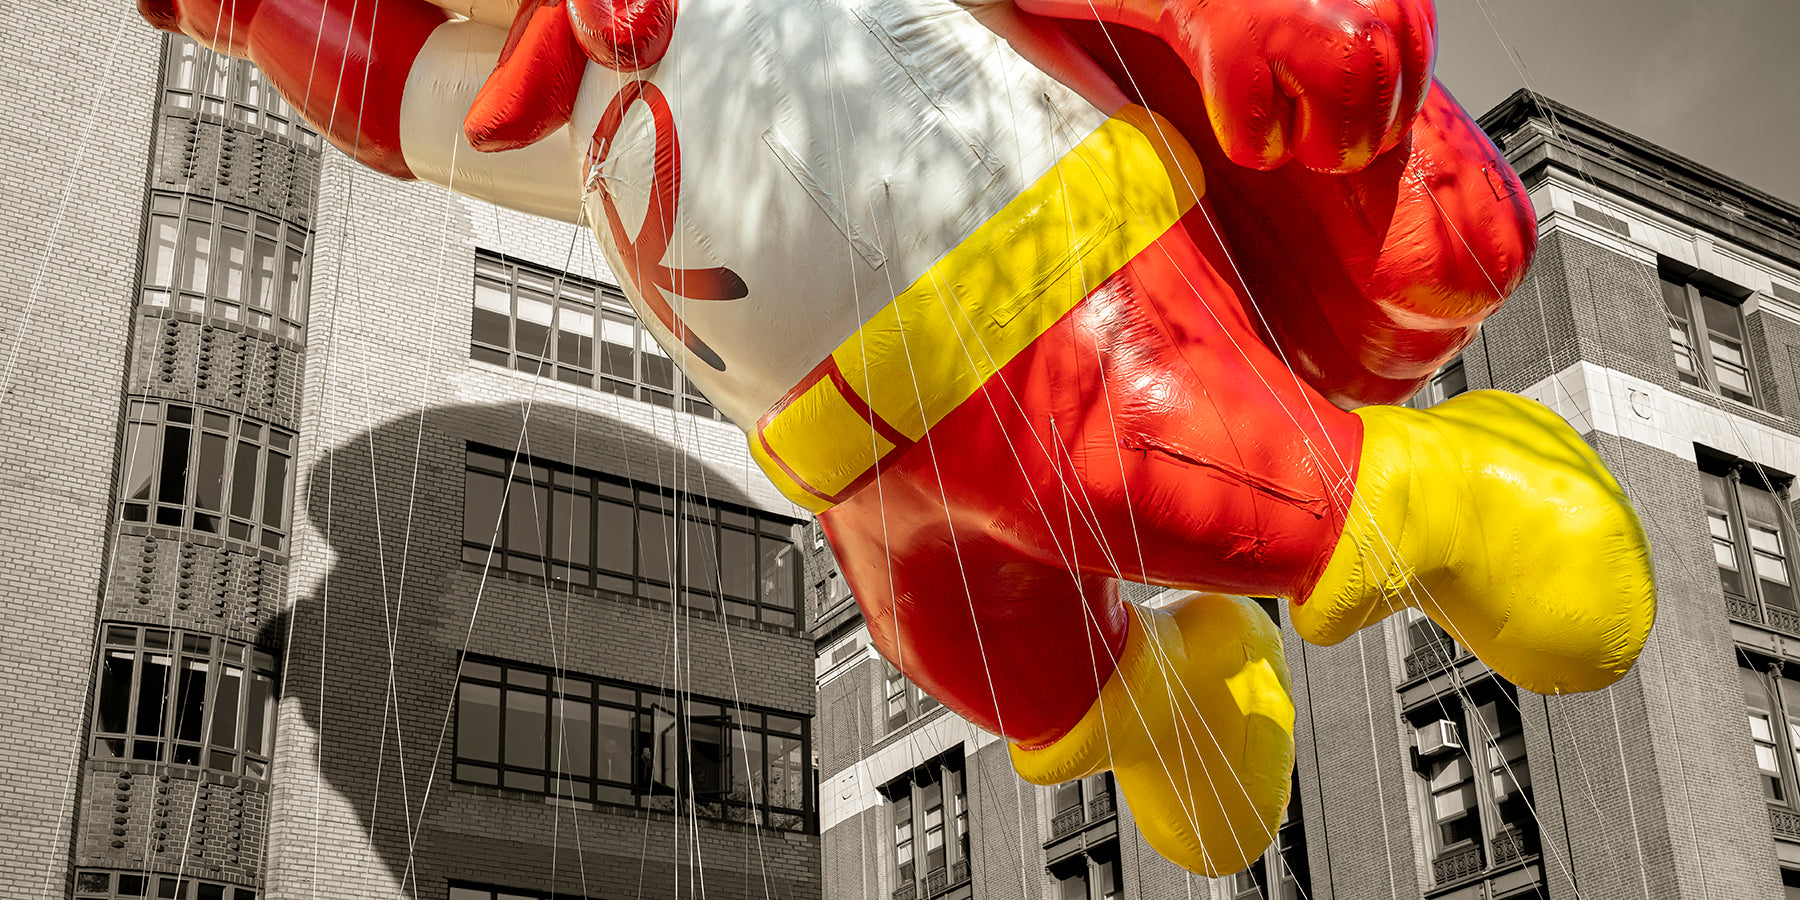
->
[138, 0, 584, 222]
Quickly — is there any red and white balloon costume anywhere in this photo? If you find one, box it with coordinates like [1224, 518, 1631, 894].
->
[136, 0, 1657, 873]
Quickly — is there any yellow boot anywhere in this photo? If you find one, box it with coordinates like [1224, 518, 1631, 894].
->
[1010, 594, 1295, 876]
[1295, 389, 1656, 694]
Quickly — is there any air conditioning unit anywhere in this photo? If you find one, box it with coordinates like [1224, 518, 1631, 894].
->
[1416, 720, 1462, 757]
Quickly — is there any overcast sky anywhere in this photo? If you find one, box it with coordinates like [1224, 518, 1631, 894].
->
[1432, 0, 1800, 207]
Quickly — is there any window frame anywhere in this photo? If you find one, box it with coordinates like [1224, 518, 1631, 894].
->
[118, 400, 295, 552]
[462, 445, 803, 626]
[139, 190, 313, 340]
[161, 34, 321, 149]
[89, 624, 278, 780]
[468, 251, 724, 420]
[884, 750, 971, 899]
[882, 660, 942, 733]
[1703, 457, 1800, 631]
[1407, 678, 1538, 888]
[451, 655, 814, 832]
[1046, 772, 1117, 842]
[76, 868, 260, 900]
[1662, 266, 1759, 405]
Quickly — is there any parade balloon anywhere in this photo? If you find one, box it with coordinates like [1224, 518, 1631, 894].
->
[136, 0, 1657, 874]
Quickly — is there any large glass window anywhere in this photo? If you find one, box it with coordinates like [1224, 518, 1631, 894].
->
[90, 624, 277, 779]
[119, 401, 294, 552]
[1663, 269, 1756, 405]
[140, 191, 312, 340]
[76, 869, 259, 900]
[1047, 772, 1116, 841]
[1409, 680, 1540, 890]
[1704, 460, 1799, 631]
[452, 656, 812, 831]
[1233, 771, 1311, 900]
[462, 446, 801, 626]
[886, 750, 971, 899]
[161, 35, 320, 148]
[1049, 841, 1120, 900]
[882, 661, 942, 733]
[470, 252, 722, 420]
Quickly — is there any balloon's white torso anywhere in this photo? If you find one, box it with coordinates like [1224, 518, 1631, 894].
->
[549, 0, 1115, 426]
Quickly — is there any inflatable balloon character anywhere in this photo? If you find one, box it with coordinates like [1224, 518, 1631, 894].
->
[136, 0, 1657, 874]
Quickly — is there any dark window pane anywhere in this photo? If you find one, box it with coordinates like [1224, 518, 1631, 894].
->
[122, 422, 159, 502]
[557, 306, 594, 369]
[640, 510, 673, 584]
[458, 683, 501, 764]
[641, 350, 674, 390]
[158, 425, 191, 505]
[195, 431, 229, 512]
[769, 733, 804, 811]
[464, 471, 506, 547]
[174, 658, 208, 743]
[685, 518, 718, 590]
[211, 666, 242, 751]
[471, 308, 511, 350]
[97, 649, 135, 734]
[261, 453, 288, 528]
[598, 705, 634, 784]
[551, 490, 591, 567]
[553, 698, 593, 780]
[515, 291, 555, 358]
[136, 653, 171, 738]
[507, 482, 550, 559]
[230, 441, 259, 520]
[759, 537, 796, 610]
[505, 690, 548, 771]
[245, 671, 273, 757]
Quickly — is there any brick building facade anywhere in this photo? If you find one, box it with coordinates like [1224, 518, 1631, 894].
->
[810, 92, 1800, 900]
[0, 4, 820, 899]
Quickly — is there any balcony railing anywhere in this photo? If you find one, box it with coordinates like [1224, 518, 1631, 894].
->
[924, 868, 947, 897]
[1088, 792, 1115, 819]
[1725, 595, 1800, 636]
[1404, 641, 1463, 679]
[951, 859, 969, 885]
[893, 881, 918, 900]
[1432, 842, 1484, 884]
[1491, 823, 1536, 865]
[1771, 806, 1800, 840]
[1051, 806, 1085, 839]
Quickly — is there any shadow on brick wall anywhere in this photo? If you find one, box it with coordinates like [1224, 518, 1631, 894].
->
[256, 400, 761, 895]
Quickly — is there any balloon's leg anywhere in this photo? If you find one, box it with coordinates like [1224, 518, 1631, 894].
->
[1011, 594, 1295, 877]
[1295, 391, 1657, 694]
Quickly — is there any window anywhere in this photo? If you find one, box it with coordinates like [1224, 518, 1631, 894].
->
[470, 252, 723, 419]
[452, 656, 813, 831]
[1049, 841, 1121, 900]
[76, 869, 258, 900]
[1702, 458, 1799, 631]
[1409, 680, 1538, 888]
[90, 625, 277, 779]
[140, 191, 312, 340]
[1740, 655, 1800, 819]
[161, 35, 320, 148]
[886, 750, 971, 899]
[462, 446, 802, 624]
[883, 661, 941, 732]
[119, 401, 294, 551]
[1401, 608, 1463, 679]
[1047, 772, 1116, 841]
[448, 885, 595, 900]
[1233, 772, 1311, 899]
[1663, 268, 1756, 404]
[1408, 359, 1468, 409]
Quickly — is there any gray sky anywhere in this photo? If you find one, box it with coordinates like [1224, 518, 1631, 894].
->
[1433, 0, 1800, 207]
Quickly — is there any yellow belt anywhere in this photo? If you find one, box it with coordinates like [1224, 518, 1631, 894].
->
[751, 105, 1203, 513]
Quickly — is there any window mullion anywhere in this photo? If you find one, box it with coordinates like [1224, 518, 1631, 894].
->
[1687, 284, 1717, 388]
[1727, 468, 1765, 611]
